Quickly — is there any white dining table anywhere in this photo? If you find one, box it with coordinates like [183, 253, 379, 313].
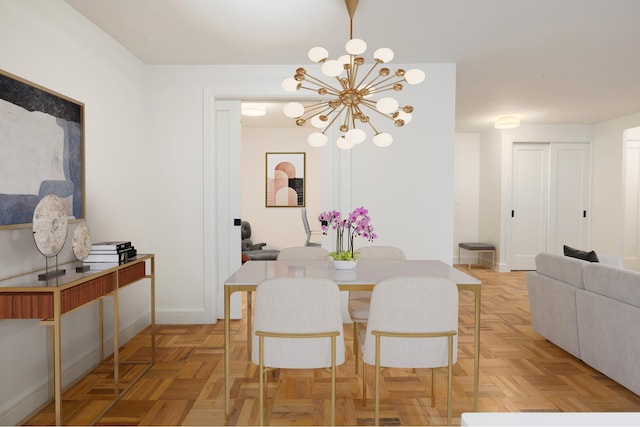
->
[223, 259, 482, 416]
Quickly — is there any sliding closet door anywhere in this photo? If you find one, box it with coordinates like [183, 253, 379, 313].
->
[510, 143, 549, 270]
[548, 143, 591, 254]
[510, 142, 591, 270]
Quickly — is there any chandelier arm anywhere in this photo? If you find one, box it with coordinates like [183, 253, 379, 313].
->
[369, 80, 407, 93]
[349, 58, 359, 90]
[360, 73, 399, 92]
[364, 86, 402, 94]
[350, 106, 357, 130]
[301, 74, 344, 96]
[303, 103, 334, 119]
[358, 101, 397, 122]
[343, 107, 352, 131]
[303, 105, 335, 120]
[303, 101, 330, 111]
[355, 61, 381, 90]
[320, 105, 348, 134]
[365, 119, 381, 135]
[299, 84, 343, 98]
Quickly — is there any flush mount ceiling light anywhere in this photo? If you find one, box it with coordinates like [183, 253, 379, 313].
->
[241, 103, 267, 117]
[281, 0, 425, 149]
[494, 114, 521, 129]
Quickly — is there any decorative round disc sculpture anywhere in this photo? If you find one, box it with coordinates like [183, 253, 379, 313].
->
[32, 194, 68, 257]
[72, 222, 91, 261]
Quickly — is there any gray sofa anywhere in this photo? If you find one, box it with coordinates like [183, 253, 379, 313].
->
[526, 253, 640, 395]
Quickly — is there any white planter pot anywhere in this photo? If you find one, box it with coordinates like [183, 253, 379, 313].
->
[333, 260, 357, 270]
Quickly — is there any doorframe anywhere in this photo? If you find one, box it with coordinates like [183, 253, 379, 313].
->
[203, 89, 344, 321]
[623, 129, 640, 270]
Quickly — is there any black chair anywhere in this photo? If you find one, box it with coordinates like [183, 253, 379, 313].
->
[241, 221, 279, 261]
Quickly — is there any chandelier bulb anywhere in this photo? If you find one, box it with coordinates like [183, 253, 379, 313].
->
[281, 77, 300, 92]
[310, 115, 326, 128]
[345, 38, 367, 55]
[308, 46, 329, 63]
[376, 97, 399, 114]
[405, 68, 426, 85]
[395, 111, 412, 124]
[338, 54, 351, 66]
[308, 132, 329, 147]
[373, 132, 393, 147]
[321, 59, 343, 77]
[336, 136, 355, 150]
[283, 102, 304, 118]
[373, 48, 394, 63]
[345, 128, 366, 144]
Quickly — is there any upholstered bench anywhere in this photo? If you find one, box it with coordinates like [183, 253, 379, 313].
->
[458, 242, 495, 271]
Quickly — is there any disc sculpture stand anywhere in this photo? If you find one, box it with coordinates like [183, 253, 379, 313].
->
[32, 195, 69, 281]
[72, 222, 92, 272]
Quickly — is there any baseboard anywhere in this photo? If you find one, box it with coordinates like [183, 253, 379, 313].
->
[0, 314, 150, 426]
[157, 307, 217, 324]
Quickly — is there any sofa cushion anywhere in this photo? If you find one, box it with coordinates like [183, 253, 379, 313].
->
[583, 263, 640, 308]
[563, 245, 599, 262]
[534, 252, 588, 289]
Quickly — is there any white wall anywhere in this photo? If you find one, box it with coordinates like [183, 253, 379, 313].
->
[0, 1, 150, 424]
[241, 127, 323, 249]
[350, 63, 457, 260]
[454, 134, 480, 264]
[478, 128, 504, 266]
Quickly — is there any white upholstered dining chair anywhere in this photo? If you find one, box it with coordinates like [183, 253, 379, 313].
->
[359, 276, 458, 425]
[348, 246, 405, 371]
[277, 246, 329, 260]
[251, 277, 345, 425]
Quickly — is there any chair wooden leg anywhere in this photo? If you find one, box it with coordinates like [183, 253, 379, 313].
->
[353, 322, 359, 374]
[331, 335, 336, 426]
[447, 336, 453, 426]
[259, 336, 264, 426]
[431, 368, 436, 407]
[362, 360, 367, 407]
[374, 335, 381, 426]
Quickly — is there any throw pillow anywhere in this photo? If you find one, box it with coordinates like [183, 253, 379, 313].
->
[563, 245, 599, 262]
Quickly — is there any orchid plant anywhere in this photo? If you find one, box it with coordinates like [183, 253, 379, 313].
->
[318, 206, 377, 260]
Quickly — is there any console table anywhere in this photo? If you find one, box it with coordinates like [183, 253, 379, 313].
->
[0, 254, 156, 426]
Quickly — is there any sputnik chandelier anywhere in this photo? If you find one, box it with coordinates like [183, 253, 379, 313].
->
[281, 0, 425, 149]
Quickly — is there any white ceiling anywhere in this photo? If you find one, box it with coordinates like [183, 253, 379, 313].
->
[64, 0, 640, 132]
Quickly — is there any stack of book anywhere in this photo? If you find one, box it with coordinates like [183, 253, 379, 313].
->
[84, 241, 137, 271]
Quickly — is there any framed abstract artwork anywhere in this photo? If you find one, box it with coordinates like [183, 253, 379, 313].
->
[265, 152, 305, 207]
[0, 69, 85, 228]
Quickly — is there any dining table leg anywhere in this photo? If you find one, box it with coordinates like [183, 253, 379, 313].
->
[473, 285, 481, 410]
[246, 291, 252, 359]
[224, 286, 231, 416]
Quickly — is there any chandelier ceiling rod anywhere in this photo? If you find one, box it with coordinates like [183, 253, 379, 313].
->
[345, 0, 359, 39]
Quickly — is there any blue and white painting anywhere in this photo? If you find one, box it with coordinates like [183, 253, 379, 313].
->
[0, 72, 83, 227]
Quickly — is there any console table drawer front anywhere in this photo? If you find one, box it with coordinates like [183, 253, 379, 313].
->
[61, 273, 116, 314]
[0, 293, 54, 319]
[118, 262, 146, 288]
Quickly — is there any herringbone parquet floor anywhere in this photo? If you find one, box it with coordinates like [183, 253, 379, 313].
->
[22, 266, 640, 426]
